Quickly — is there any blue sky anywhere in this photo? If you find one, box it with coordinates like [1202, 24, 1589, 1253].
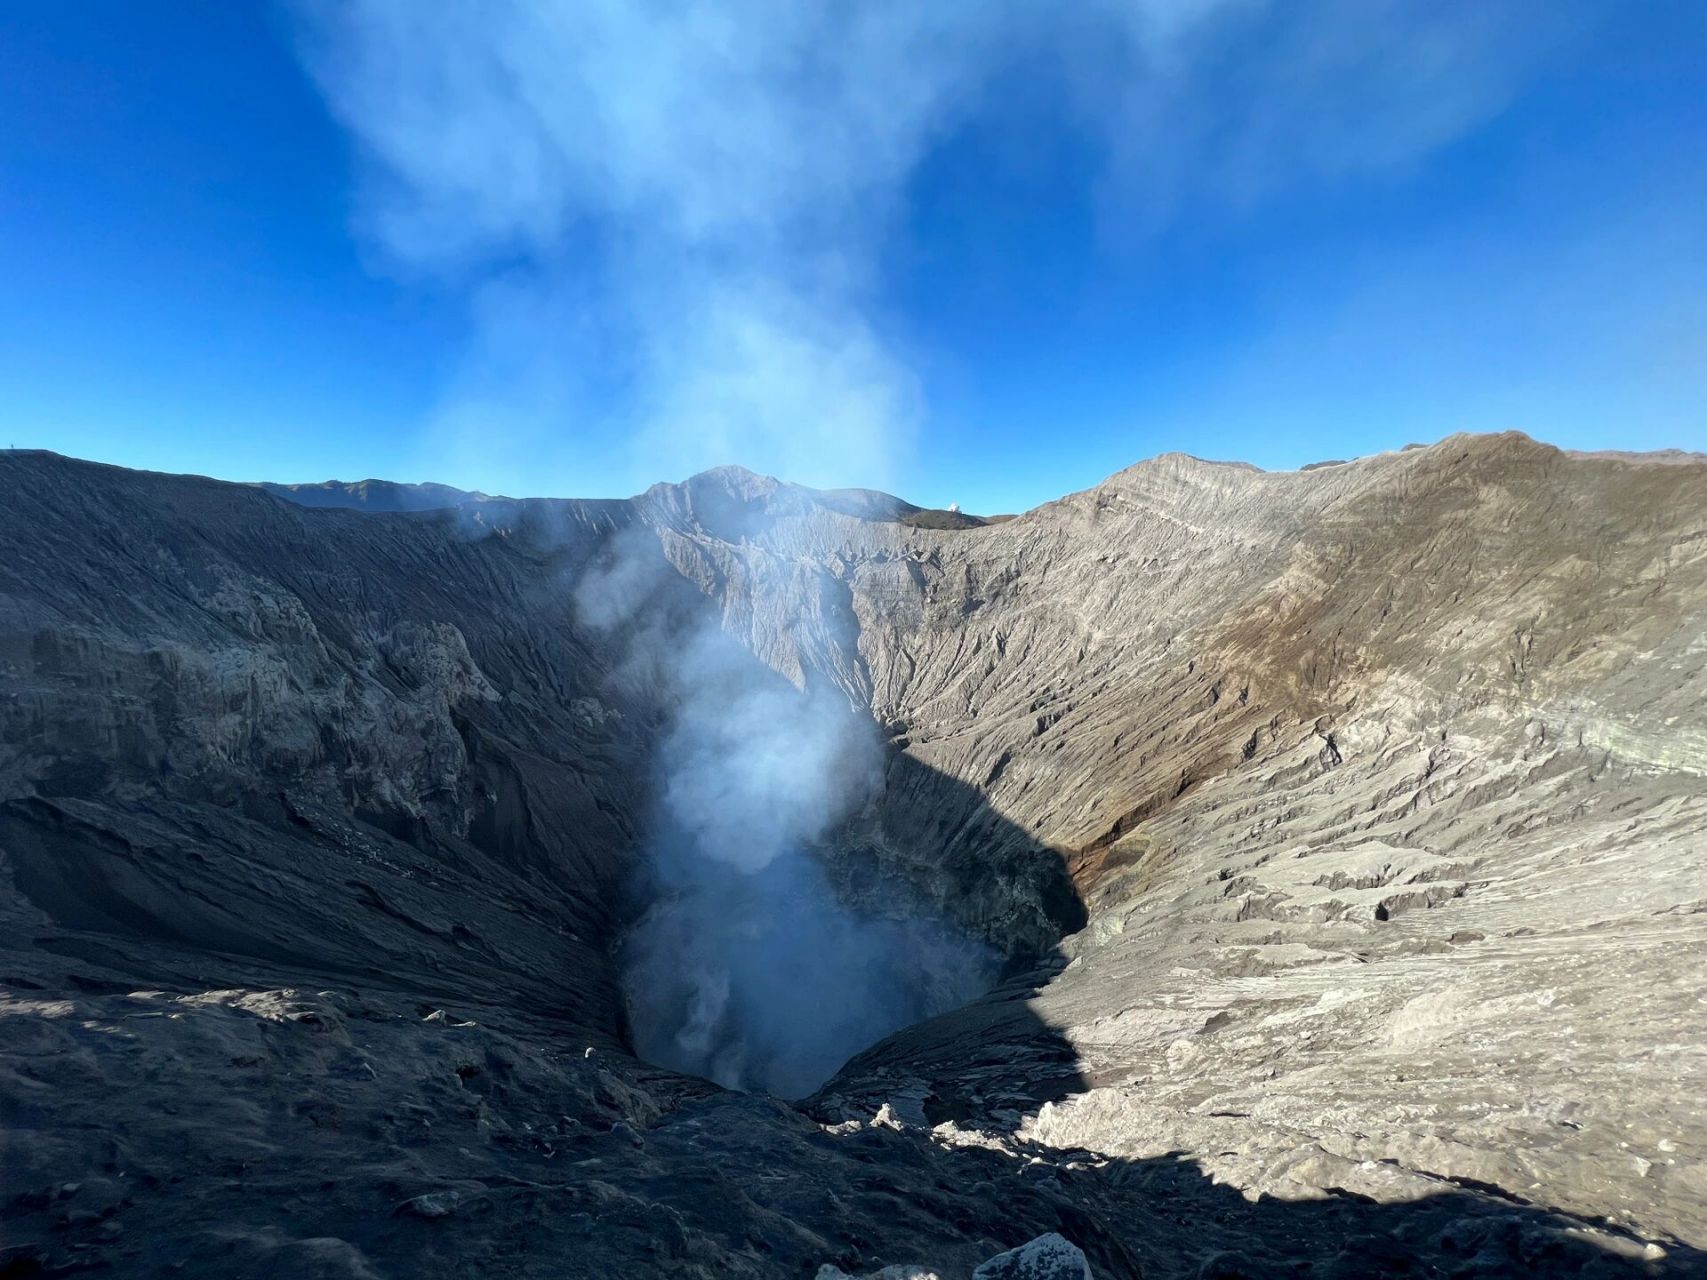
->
[2, 2, 1703, 513]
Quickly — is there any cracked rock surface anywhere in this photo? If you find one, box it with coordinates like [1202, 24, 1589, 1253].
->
[2, 434, 1704, 1278]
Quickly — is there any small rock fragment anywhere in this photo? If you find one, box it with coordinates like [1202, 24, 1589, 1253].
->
[398, 1191, 460, 1219]
[973, 1233, 1093, 1280]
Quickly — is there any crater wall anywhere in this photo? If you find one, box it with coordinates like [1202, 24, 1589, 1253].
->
[2, 436, 1704, 1277]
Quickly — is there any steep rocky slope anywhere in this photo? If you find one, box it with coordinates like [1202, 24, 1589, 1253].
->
[1, 435, 1703, 1278]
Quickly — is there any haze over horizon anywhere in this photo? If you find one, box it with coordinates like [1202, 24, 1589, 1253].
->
[3, 2, 1704, 513]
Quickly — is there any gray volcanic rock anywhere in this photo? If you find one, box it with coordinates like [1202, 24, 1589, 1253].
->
[1, 435, 1704, 1278]
[973, 1234, 1093, 1279]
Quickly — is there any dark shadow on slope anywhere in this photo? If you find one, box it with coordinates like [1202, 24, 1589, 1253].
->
[795, 747, 1095, 1119]
[789, 1127, 1707, 1280]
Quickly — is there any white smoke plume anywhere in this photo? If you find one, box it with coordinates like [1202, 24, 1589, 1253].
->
[291, 0, 1576, 493]
[574, 523, 995, 1097]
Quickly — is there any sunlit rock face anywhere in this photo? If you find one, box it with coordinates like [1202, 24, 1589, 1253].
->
[2, 435, 1705, 1278]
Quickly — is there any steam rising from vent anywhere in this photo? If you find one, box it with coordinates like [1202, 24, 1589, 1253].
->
[654, 629, 872, 877]
[576, 527, 996, 1098]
